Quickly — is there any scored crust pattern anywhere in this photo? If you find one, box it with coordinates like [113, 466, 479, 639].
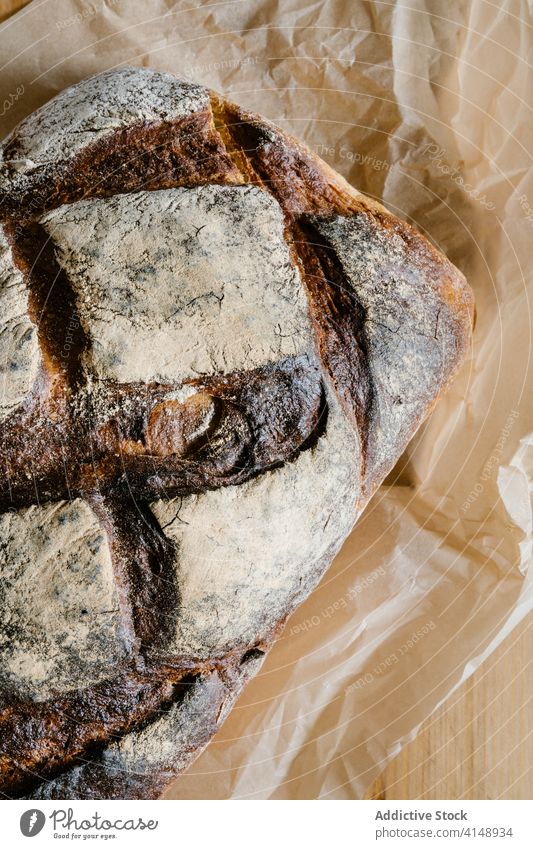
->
[0, 68, 473, 799]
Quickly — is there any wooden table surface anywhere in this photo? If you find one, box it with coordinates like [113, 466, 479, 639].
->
[366, 614, 532, 800]
[1, 0, 532, 802]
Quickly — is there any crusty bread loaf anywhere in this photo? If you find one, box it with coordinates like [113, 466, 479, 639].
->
[0, 67, 473, 799]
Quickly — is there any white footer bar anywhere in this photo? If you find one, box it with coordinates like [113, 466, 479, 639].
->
[3, 799, 532, 848]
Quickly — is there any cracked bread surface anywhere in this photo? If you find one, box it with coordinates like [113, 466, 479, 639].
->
[41, 184, 312, 383]
[0, 499, 128, 704]
[0, 66, 473, 799]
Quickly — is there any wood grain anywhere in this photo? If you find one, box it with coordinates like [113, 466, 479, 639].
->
[366, 614, 533, 800]
[1, 0, 532, 803]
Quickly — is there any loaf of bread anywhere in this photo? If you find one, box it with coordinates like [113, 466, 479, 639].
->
[0, 67, 473, 799]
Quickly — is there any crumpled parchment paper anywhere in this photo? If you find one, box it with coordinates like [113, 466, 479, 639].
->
[0, 0, 531, 800]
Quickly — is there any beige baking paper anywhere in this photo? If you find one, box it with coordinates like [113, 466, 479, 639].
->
[0, 0, 531, 800]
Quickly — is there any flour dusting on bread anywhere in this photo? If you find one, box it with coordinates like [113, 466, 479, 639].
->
[0, 227, 39, 421]
[0, 67, 207, 177]
[0, 499, 128, 703]
[42, 185, 312, 383]
[151, 389, 361, 658]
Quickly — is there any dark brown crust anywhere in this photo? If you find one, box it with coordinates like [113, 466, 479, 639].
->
[0, 73, 473, 799]
[291, 220, 373, 465]
[0, 107, 242, 223]
[6, 221, 89, 389]
[89, 496, 180, 654]
[211, 98, 473, 495]
[0, 355, 325, 795]
[0, 356, 325, 513]
[0, 667, 189, 797]
[22, 658, 267, 800]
